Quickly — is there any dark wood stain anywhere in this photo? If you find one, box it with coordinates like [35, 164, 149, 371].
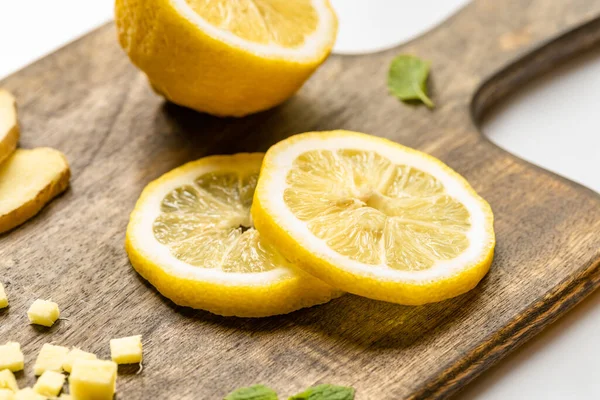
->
[1, 1, 600, 399]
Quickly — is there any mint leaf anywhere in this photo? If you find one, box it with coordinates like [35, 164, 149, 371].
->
[388, 54, 434, 108]
[224, 385, 278, 400]
[288, 384, 355, 400]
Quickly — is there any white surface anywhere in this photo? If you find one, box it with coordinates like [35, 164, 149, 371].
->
[0, 1, 113, 78]
[484, 48, 600, 193]
[1, 2, 599, 399]
[330, 0, 469, 54]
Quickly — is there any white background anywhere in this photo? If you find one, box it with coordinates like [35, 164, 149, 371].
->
[1, 1, 599, 398]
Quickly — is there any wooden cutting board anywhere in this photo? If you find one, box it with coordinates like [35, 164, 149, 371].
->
[1, 0, 600, 398]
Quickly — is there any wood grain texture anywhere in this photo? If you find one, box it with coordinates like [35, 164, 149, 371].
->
[1, 1, 600, 399]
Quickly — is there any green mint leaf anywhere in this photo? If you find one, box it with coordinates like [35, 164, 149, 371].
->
[224, 385, 278, 400]
[387, 54, 435, 108]
[288, 384, 355, 400]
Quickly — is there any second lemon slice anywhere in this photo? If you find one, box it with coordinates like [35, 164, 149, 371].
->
[125, 153, 340, 317]
[253, 131, 495, 305]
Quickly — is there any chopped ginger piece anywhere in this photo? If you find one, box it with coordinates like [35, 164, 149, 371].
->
[34, 344, 69, 376]
[110, 335, 142, 364]
[0, 388, 14, 400]
[59, 395, 72, 400]
[0, 343, 24, 372]
[33, 371, 65, 397]
[27, 300, 60, 327]
[0, 370, 18, 392]
[14, 388, 45, 400]
[69, 359, 117, 400]
[0, 283, 7, 309]
[62, 348, 97, 374]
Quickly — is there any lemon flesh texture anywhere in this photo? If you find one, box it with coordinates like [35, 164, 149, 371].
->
[252, 131, 495, 305]
[187, 0, 318, 47]
[126, 154, 340, 317]
[115, 0, 337, 117]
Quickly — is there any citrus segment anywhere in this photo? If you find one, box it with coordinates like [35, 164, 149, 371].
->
[252, 131, 495, 305]
[186, 0, 319, 47]
[126, 153, 340, 317]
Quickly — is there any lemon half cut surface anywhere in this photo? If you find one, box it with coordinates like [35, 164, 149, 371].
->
[125, 153, 340, 317]
[252, 131, 495, 305]
[115, 0, 338, 117]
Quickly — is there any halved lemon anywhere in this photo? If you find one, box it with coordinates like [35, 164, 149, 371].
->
[125, 153, 340, 317]
[252, 131, 495, 305]
[114, 0, 338, 117]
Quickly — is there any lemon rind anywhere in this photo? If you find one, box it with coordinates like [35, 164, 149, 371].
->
[252, 131, 495, 305]
[170, 0, 338, 62]
[125, 153, 341, 317]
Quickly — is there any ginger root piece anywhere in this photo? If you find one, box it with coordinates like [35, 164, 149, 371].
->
[27, 299, 60, 327]
[69, 359, 117, 400]
[0, 343, 24, 373]
[0, 369, 18, 392]
[0, 90, 19, 165]
[14, 388, 45, 400]
[63, 348, 97, 374]
[33, 371, 65, 397]
[110, 335, 142, 365]
[0, 148, 70, 234]
[0, 388, 15, 400]
[33, 344, 69, 376]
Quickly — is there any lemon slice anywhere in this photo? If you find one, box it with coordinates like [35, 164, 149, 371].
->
[115, 0, 338, 117]
[0, 90, 19, 165]
[253, 131, 495, 305]
[125, 154, 340, 317]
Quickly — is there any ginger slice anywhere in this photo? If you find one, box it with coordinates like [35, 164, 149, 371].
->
[0, 148, 70, 234]
[0, 90, 18, 165]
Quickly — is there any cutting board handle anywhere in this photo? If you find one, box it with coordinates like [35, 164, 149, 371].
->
[394, 0, 600, 116]
[472, 15, 600, 120]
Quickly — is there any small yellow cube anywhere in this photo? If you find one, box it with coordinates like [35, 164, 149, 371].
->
[33, 371, 65, 397]
[33, 344, 69, 376]
[110, 335, 142, 364]
[0, 389, 15, 400]
[27, 300, 60, 327]
[0, 370, 18, 392]
[0, 283, 8, 309]
[0, 343, 24, 372]
[62, 348, 97, 374]
[69, 359, 117, 400]
[14, 388, 45, 400]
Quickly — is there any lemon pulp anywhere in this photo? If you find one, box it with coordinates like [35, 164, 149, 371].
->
[283, 149, 471, 270]
[185, 0, 318, 47]
[153, 170, 287, 273]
